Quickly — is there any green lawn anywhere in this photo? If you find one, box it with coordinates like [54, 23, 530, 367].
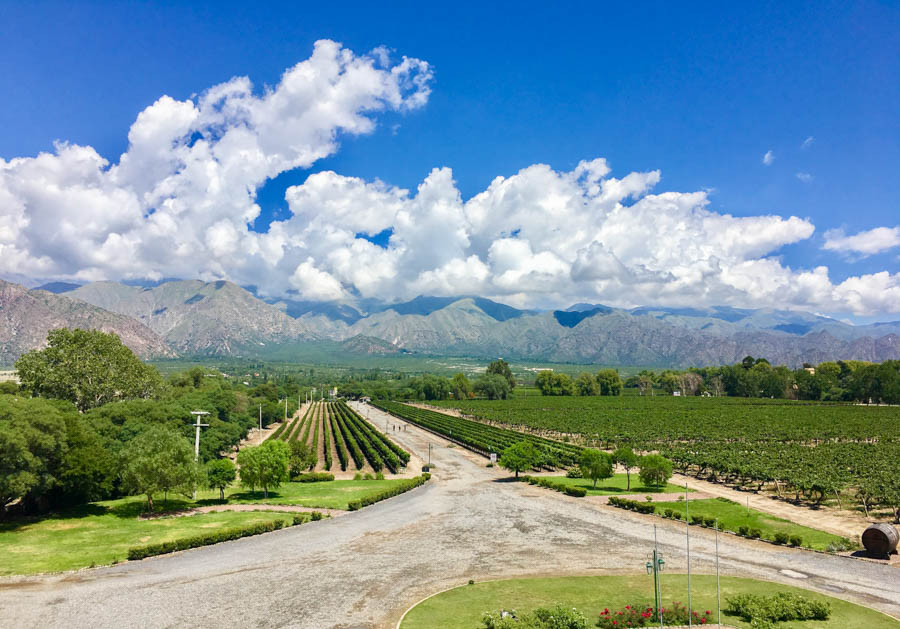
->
[645, 498, 856, 552]
[0, 506, 296, 575]
[539, 473, 690, 495]
[401, 575, 899, 629]
[200, 478, 409, 510]
[0, 478, 412, 576]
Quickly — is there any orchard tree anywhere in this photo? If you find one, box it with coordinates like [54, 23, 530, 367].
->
[499, 441, 539, 478]
[613, 446, 639, 490]
[595, 369, 623, 396]
[639, 454, 674, 488]
[120, 425, 201, 512]
[486, 359, 516, 390]
[16, 328, 162, 411]
[475, 373, 511, 400]
[206, 459, 237, 501]
[579, 448, 613, 488]
[289, 440, 317, 477]
[237, 440, 290, 498]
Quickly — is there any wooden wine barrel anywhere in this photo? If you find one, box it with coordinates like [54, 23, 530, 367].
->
[861, 523, 899, 558]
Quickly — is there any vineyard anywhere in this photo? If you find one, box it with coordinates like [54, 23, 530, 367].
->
[266, 400, 410, 474]
[371, 400, 582, 468]
[433, 396, 900, 520]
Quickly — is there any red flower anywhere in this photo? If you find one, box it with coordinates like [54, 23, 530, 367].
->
[700, 618, 707, 624]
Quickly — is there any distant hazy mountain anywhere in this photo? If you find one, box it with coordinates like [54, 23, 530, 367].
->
[0, 279, 173, 365]
[19, 278, 900, 367]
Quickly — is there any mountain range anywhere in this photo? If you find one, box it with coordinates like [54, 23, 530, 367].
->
[2, 278, 898, 368]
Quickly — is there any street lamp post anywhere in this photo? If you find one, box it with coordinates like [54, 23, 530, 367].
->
[645, 524, 665, 628]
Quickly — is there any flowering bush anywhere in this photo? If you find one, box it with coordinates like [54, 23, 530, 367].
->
[725, 592, 830, 624]
[596, 601, 712, 627]
[481, 604, 588, 628]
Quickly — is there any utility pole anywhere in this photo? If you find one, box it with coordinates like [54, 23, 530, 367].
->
[258, 404, 262, 433]
[686, 483, 692, 627]
[190, 410, 209, 499]
[715, 518, 721, 629]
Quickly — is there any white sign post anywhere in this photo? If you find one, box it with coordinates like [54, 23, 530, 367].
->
[490, 452, 497, 465]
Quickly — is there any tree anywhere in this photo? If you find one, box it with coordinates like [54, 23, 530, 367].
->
[237, 440, 290, 498]
[16, 328, 162, 411]
[595, 369, 623, 396]
[120, 425, 201, 512]
[486, 359, 516, 390]
[289, 440, 317, 477]
[499, 441, 539, 478]
[451, 372, 472, 400]
[575, 372, 599, 396]
[206, 458, 236, 501]
[613, 446, 639, 490]
[579, 448, 613, 488]
[475, 373, 511, 400]
[639, 454, 673, 487]
[535, 371, 575, 396]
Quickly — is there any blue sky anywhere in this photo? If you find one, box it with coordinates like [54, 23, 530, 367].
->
[1, 1, 898, 319]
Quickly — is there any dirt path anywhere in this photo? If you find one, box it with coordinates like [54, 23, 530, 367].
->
[2, 404, 898, 629]
[672, 473, 868, 539]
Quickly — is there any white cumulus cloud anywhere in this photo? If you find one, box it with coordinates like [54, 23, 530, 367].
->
[762, 150, 774, 165]
[823, 226, 900, 256]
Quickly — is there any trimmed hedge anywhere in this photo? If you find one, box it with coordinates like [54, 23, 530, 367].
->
[608, 496, 656, 514]
[521, 475, 586, 498]
[296, 472, 335, 483]
[347, 474, 430, 511]
[127, 513, 322, 560]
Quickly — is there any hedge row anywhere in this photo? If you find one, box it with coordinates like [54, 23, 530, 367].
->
[347, 474, 430, 511]
[296, 472, 334, 483]
[127, 512, 323, 560]
[608, 496, 656, 514]
[522, 475, 587, 497]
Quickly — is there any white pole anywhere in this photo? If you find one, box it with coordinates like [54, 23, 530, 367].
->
[654, 524, 663, 629]
[258, 404, 262, 433]
[189, 411, 209, 499]
[686, 483, 692, 627]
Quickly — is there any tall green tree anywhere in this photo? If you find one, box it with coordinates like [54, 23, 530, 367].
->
[612, 445, 639, 490]
[639, 454, 674, 488]
[595, 369, 623, 396]
[474, 373, 511, 400]
[575, 372, 599, 396]
[579, 448, 613, 488]
[206, 458, 237, 501]
[486, 359, 516, 390]
[237, 440, 290, 498]
[16, 329, 162, 411]
[499, 441, 539, 478]
[535, 371, 575, 396]
[451, 372, 472, 400]
[120, 425, 201, 512]
[289, 440, 317, 477]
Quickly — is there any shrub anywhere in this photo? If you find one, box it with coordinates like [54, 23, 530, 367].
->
[564, 486, 587, 497]
[749, 528, 762, 539]
[363, 473, 375, 480]
[703, 517, 716, 528]
[789, 535, 802, 547]
[598, 601, 711, 628]
[664, 508, 674, 518]
[310, 511, 323, 521]
[725, 592, 830, 623]
[566, 468, 583, 478]
[346, 474, 430, 511]
[483, 604, 588, 629]
[738, 525, 750, 537]
[375, 472, 385, 480]
[691, 514, 704, 525]
[296, 472, 334, 483]
[773, 532, 789, 545]
[353, 472, 363, 480]
[127, 516, 307, 560]
[672, 512, 682, 520]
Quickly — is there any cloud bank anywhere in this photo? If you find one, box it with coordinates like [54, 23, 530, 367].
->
[1, 41, 898, 315]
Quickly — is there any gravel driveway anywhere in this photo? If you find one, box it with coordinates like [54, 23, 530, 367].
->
[1, 401, 897, 629]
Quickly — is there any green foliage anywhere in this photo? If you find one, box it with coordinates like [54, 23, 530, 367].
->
[296, 472, 334, 482]
[236, 440, 290, 498]
[725, 592, 830, 624]
[346, 474, 430, 510]
[0, 381, 18, 395]
[120, 425, 202, 512]
[16, 328, 162, 411]
[523, 475, 586, 497]
[575, 372, 599, 396]
[481, 604, 588, 629]
[486, 359, 516, 390]
[451, 372, 473, 400]
[206, 458, 236, 500]
[475, 373, 512, 400]
[638, 454, 673, 487]
[612, 446, 638, 490]
[595, 369, 623, 396]
[535, 371, 575, 396]
[499, 441, 540, 478]
[578, 448, 613, 488]
[288, 440, 317, 477]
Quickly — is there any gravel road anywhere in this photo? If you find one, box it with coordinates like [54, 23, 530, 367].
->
[1, 401, 897, 629]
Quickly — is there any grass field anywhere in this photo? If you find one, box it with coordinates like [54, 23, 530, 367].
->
[0, 478, 411, 575]
[540, 473, 688, 495]
[644, 497, 855, 551]
[0, 507, 297, 575]
[400, 575, 899, 629]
